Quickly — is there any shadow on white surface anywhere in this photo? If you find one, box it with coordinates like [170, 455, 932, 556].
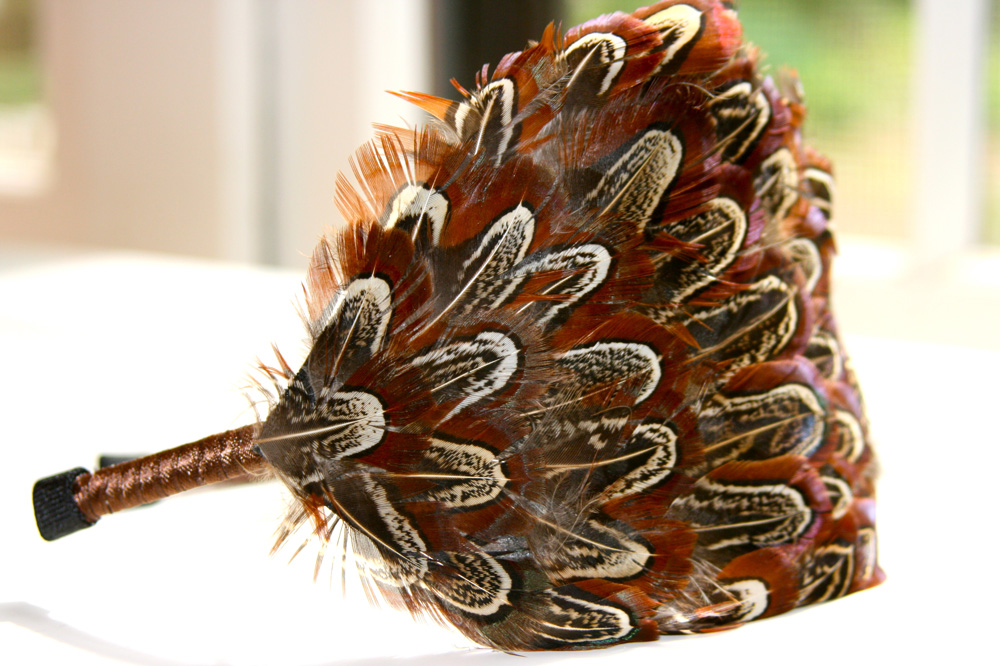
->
[2, 603, 195, 666]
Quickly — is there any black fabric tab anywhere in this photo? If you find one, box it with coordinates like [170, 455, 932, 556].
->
[33, 468, 94, 541]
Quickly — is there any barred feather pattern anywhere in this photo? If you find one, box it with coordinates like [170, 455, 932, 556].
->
[256, 0, 883, 651]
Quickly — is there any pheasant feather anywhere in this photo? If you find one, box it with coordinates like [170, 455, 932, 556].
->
[33, 0, 883, 652]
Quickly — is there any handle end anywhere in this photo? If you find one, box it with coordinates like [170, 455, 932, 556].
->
[33, 468, 95, 541]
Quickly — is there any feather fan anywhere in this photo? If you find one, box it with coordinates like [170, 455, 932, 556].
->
[33, 0, 883, 651]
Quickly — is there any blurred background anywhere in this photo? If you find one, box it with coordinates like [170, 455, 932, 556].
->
[0, 0, 997, 345]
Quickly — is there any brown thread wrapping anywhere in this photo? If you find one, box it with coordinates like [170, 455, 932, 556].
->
[72, 424, 268, 524]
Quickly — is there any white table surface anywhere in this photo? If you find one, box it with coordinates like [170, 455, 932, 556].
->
[2, 247, 996, 665]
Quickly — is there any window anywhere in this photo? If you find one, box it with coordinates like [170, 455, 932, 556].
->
[738, 0, 913, 241]
[0, 0, 51, 194]
[987, 0, 1000, 244]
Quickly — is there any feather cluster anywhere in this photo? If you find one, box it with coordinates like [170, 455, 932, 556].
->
[255, 0, 883, 650]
